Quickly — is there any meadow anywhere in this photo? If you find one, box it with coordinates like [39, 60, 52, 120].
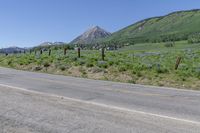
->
[0, 41, 200, 90]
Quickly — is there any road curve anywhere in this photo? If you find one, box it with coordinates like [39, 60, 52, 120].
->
[0, 67, 200, 132]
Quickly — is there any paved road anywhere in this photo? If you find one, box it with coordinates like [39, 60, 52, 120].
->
[0, 67, 200, 132]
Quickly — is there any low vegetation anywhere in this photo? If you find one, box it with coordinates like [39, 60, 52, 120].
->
[0, 40, 200, 90]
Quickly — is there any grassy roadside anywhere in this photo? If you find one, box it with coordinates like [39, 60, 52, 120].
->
[0, 41, 200, 90]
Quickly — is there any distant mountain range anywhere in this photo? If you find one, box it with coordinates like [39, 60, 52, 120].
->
[39, 42, 67, 46]
[0, 47, 26, 54]
[0, 42, 67, 54]
[70, 26, 111, 44]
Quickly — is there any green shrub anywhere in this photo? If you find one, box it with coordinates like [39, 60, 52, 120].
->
[77, 59, 86, 66]
[118, 65, 127, 72]
[70, 57, 78, 61]
[33, 66, 42, 71]
[97, 61, 108, 68]
[86, 62, 94, 67]
[154, 64, 168, 74]
[108, 60, 114, 66]
[43, 62, 50, 68]
[7, 60, 12, 66]
[59, 65, 66, 71]
[164, 42, 175, 47]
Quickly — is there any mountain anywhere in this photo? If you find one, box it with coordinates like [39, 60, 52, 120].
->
[39, 42, 66, 46]
[39, 42, 53, 46]
[53, 42, 67, 45]
[70, 26, 111, 44]
[103, 9, 200, 44]
[0, 47, 26, 54]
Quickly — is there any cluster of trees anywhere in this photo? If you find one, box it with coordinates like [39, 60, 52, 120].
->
[188, 33, 200, 44]
[31, 44, 74, 51]
[73, 40, 127, 50]
[104, 33, 190, 45]
[140, 33, 188, 43]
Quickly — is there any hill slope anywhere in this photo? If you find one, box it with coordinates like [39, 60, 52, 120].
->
[71, 26, 111, 44]
[103, 9, 200, 44]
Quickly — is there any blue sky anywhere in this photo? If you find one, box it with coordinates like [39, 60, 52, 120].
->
[0, 0, 200, 47]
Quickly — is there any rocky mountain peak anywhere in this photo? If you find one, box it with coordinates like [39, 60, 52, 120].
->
[70, 26, 111, 44]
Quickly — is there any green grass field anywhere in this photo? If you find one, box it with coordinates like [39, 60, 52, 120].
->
[0, 41, 200, 90]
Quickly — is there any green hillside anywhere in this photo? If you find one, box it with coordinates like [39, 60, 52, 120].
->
[103, 9, 200, 44]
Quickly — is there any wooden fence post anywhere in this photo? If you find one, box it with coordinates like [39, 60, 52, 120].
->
[175, 57, 182, 70]
[64, 48, 67, 55]
[102, 47, 105, 61]
[49, 49, 51, 56]
[78, 47, 80, 58]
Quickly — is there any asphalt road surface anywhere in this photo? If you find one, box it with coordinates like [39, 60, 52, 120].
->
[0, 67, 200, 133]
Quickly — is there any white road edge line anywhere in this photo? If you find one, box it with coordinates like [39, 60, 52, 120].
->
[0, 83, 200, 125]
